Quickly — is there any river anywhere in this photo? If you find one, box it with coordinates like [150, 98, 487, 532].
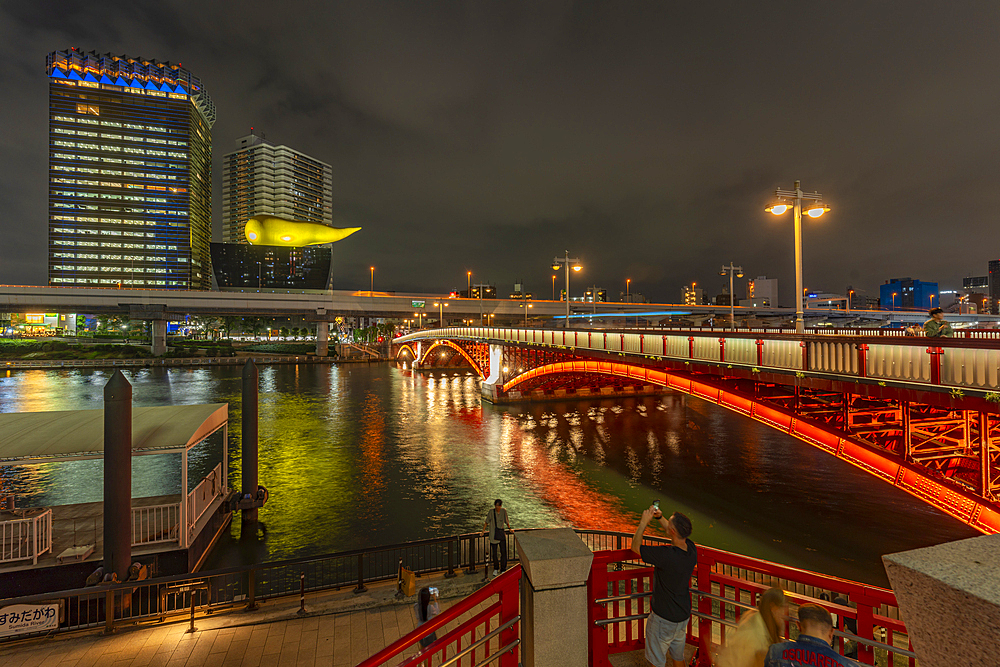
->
[0, 363, 978, 586]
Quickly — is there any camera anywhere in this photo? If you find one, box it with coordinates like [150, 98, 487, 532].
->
[429, 587, 439, 596]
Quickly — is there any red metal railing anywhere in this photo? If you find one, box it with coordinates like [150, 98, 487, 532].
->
[588, 547, 915, 667]
[357, 565, 521, 667]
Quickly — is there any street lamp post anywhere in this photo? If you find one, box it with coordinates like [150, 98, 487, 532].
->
[848, 289, 854, 314]
[370, 267, 375, 293]
[467, 271, 472, 296]
[552, 275, 556, 301]
[433, 302, 449, 328]
[720, 263, 744, 331]
[626, 278, 631, 303]
[892, 292, 898, 311]
[552, 251, 583, 329]
[766, 181, 830, 333]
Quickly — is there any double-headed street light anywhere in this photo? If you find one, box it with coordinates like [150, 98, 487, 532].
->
[433, 301, 449, 328]
[720, 263, 744, 330]
[766, 181, 830, 333]
[552, 251, 583, 328]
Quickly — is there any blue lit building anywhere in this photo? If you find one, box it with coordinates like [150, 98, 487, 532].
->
[880, 277, 939, 311]
[47, 48, 216, 290]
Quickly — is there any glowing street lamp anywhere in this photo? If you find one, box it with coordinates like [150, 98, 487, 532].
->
[433, 301, 449, 328]
[370, 267, 375, 293]
[467, 271, 472, 296]
[720, 263, 744, 331]
[626, 278, 631, 303]
[552, 275, 557, 300]
[766, 181, 830, 333]
[552, 251, 583, 328]
[892, 292, 898, 311]
[848, 289, 854, 314]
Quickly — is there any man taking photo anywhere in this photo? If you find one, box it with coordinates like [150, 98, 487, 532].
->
[631, 504, 697, 667]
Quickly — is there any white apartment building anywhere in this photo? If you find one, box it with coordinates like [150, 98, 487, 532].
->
[221, 133, 333, 244]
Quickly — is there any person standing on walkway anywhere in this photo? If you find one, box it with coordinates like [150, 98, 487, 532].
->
[414, 586, 440, 651]
[482, 498, 512, 579]
[764, 604, 859, 667]
[716, 587, 789, 667]
[631, 504, 697, 667]
[924, 308, 953, 337]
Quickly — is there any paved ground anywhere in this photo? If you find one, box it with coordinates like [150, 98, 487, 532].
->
[0, 569, 498, 667]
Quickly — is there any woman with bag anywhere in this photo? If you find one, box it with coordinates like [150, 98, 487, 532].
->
[716, 587, 788, 667]
[414, 586, 441, 651]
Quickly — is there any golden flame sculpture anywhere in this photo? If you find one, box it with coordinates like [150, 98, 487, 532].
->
[244, 215, 361, 246]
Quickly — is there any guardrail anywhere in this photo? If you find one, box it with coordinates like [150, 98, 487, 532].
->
[0, 356, 336, 370]
[0, 528, 911, 662]
[0, 509, 52, 565]
[131, 503, 180, 547]
[357, 565, 521, 667]
[186, 463, 222, 535]
[397, 326, 1000, 392]
[588, 545, 914, 667]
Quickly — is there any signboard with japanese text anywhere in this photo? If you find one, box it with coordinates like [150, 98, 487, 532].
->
[0, 603, 60, 637]
[411, 301, 425, 308]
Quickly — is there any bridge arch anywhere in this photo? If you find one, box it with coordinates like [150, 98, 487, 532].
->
[417, 340, 486, 377]
[502, 360, 1000, 535]
[395, 343, 418, 361]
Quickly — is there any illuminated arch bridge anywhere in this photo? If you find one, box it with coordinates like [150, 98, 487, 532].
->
[393, 325, 1000, 535]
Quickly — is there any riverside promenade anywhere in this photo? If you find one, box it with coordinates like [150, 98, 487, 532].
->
[0, 570, 490, 667]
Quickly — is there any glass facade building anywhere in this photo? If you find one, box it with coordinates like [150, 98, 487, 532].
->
[221, 133, 333, 244]
[47, 48, 215, 290]
[210, 243, 331, 292]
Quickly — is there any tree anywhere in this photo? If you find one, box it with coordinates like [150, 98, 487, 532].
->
[220, 316, 240, 339]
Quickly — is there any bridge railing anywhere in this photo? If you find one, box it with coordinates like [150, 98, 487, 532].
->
[396, 326, 1000, 391]
[589, 545, 915, 667]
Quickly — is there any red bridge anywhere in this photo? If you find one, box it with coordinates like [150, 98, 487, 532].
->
[393, 326, 1000, 535]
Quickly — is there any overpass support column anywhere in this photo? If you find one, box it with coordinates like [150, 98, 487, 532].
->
[151, 319, 167, 356]
[316, 322, 329, 356]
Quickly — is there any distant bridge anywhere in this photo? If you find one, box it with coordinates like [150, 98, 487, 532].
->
[393, 326, 1000, 535]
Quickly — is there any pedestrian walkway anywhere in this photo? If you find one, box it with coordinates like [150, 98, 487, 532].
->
[0, 569, 496, 667]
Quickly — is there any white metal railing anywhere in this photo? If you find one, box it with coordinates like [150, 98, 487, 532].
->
[132, 503, 181, 546]
[0, 509, 52, 565]
[186, 463, 223, 535]
[397, 326, 1000, 392]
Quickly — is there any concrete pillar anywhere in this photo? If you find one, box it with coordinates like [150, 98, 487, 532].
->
[241, 360, 259, 524]
[151, 318, 167, 356]
[480, 344, 504, 402]
[515, 528, 594, 667]
[103, 370, 132, 582]
[316, 322, 329, 356]
[883, 533, 1000, 667]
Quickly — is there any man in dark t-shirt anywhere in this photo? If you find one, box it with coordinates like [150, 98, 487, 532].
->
[631, 505, 697, 667]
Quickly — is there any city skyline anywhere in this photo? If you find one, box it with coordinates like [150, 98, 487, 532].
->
[1, 3, 999, 302]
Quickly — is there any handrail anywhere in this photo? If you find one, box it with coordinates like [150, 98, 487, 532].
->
[357, 564, 521, 667]
[589, 547, 911, 666]
[437, 616, 520, 667]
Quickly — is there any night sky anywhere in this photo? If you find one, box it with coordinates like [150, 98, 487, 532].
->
[1, 2, 998, 305]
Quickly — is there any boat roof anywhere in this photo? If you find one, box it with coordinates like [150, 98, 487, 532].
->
[0, 404, 228, 462]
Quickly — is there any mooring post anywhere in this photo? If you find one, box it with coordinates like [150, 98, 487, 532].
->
[104, 370, 132, 585]
[242, 359, 259, 524]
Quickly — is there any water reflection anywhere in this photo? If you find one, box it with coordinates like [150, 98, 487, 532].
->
[0, 364, 979, 585]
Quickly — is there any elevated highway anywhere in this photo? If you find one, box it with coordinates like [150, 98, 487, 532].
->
[394, 325, 1000, 535]
[0, 284, 995, 326]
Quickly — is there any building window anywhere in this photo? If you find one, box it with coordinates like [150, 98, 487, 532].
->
[76, 104, 100, 116]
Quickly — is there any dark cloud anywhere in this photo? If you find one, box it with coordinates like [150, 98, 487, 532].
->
[1, 1, 998, 304]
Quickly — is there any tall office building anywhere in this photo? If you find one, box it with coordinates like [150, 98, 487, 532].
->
[47, 49, 215, 290]
[989, 260, 1000, 314]
[221, 133, 333, 244]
